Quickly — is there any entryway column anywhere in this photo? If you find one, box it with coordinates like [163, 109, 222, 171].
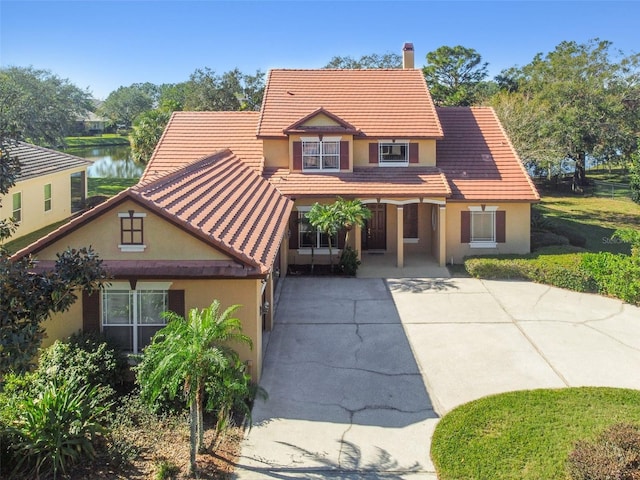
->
[438, 205, 447, 267]
[397, 205, 404, 268]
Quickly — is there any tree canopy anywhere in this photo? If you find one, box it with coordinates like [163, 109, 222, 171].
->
[98, 82, 158, 128]
[184, 68, 265, 111]
[0, 66, 92, 146]
[422, 45, 489, 106]
[324, 52, 402, 69]
[491, 39, 640, 187]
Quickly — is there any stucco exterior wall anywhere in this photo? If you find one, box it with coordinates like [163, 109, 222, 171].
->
[263, 139, 289, 168]
[41, 300, 83, 350]
[35, 199, 232, 262]
[353, 139, 436, 167]
[445, 201, 533, 264]
[1, 167, 85, 240]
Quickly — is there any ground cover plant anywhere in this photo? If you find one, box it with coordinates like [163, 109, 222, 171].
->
[431, 387, 640, 480]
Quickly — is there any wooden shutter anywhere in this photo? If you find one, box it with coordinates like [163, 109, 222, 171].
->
[82, 290, 100, 334]
[293, 141, 302, 170]
[369, 143, 378, 164]
[461, 210, 471, 243]
[168, 290, 185, 318]
[409, 143, 419, 163]
[289, 211, 299, 249]
[496, 211, 506, 243]
[339, 141, 349, 170]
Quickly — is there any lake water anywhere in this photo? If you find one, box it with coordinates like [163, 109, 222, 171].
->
[66, 145, 145, 179]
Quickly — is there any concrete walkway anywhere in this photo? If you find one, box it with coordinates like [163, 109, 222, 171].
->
[234, 276, 640, 479]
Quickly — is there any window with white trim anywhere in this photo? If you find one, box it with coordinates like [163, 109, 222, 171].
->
[379, 140, 409, 166]
[119, 211, 147, 252]
[12, 192, 22, 223]
[44, 184, 52, 212]
[298, 210, 336, 250]
[469, 206, 497, 247]
[102, 282, 169, 354]
[302, 137, 340, 170]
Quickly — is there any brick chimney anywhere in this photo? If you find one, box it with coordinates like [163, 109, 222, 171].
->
[402, 43, 415, 69]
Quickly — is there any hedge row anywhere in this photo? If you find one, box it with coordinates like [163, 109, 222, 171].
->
[465, 252, 640, 305]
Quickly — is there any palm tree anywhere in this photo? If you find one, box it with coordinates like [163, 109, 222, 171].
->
[334, 197, 371, 245]
[306, 202, 341, 271]
[136, 300, 252, 475]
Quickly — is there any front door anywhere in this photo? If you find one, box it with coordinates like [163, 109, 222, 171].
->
[363, 204, 386, 250]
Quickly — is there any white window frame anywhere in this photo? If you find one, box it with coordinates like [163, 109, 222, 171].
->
[102, 281, 171, 354]
[468, 206, 498, 248]
[118, 212, 147, 252]
[296, 207, 337, 255]
[12, 192, 22, 223]
[379, 140, 409, 166]
[44, 183, 52, 212]
[301, 136, 341, 172]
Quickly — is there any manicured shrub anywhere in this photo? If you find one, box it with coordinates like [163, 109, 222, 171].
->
[567, 423, 640, 480]
[339, 246, 361, 276]
[581, 253, 640, 304]
[465, 257, 530, 279]
[7, 379, 111, 479]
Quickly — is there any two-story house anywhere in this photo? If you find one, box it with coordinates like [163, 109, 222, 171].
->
[13, 44, 539, 380]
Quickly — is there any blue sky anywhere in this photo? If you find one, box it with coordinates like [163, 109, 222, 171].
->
[1, 1, 638, 100]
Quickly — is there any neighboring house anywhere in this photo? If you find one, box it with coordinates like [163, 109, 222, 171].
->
[1, 142, 90, 240]
[13, 44, 538, 381]
[75, 110, 109, 135]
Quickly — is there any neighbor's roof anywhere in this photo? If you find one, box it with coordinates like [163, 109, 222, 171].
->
[257, 69, 443, 139]
[4, 142, 91, 181]
[436, 107, 540, 201]
[263, 166, 451, 198]
[15, 150, 292, 276]
[141, 111, 263, 182]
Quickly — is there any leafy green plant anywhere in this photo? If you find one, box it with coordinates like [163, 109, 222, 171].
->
[581, 252, 640, 304]
[136, 300, 253, 475]
[8, 380, 111, 479]
[339, 246, 361, 276]
[568, 423, 640, 480]
[155, 459, 180, 480]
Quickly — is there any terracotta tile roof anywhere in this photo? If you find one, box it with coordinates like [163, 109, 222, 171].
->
[263, 167, 451, 198]
[5, 142, 90, 181]
[15, 150, 292, 276]
[141, 111, 263, 182]
[436, 107, 540, 201]
[257, 69, 443, 139]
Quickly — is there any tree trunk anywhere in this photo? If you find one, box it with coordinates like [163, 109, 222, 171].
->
[328, 236, 333, 272]
[572, 152, 587, 192]
[189, 399, 197, 476]
[196, 386, 205, 453]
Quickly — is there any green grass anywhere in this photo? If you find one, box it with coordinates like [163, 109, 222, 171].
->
[4, 219, 69, 254]
[535, 193, 640, 254]
[88, 177, 138, 197]
[586, 166, 630, 184]
[64, 134, 130, 148]
[431, 387, 640, 480]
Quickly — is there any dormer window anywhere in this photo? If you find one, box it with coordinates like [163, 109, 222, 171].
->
[379, 140, 409, 166]
[302, 137, 340, 171]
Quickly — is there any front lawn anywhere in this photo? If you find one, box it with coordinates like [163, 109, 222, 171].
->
[431, 387, 640, 480]
[88, 177, 138, 197]
[64, 134, 130, 148]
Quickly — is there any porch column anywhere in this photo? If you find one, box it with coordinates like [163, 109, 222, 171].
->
[354, 223, 362, 261]
[438, 205, 447, 267]
[397, 205, 404, 268]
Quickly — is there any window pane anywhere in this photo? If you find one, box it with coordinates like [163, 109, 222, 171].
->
[104, 326, 133, 351]
[303, 156, 320, 169]
[44, 184, 52, 211]
[303, 142, 320, 154]
[103, 291, 131, 324]
[138, 326, 163, 351]
[472, 212, 494, 242]
[138, 291, 167, 324]
[380, 143, 408, 163]
[323, 155, 339, 169]
[323, 141, 339, 155]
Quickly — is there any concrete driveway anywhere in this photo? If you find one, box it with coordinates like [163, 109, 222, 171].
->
[234, 276, 640, 479]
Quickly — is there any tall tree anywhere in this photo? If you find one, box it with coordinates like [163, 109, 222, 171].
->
[137, 300, 253, 475]
[324, 52, 402, 69]
[129, 106, 174, 164]
[493, 39, 640, 188]
[0, 66, 92, 146]
[184, 68, 264, 111]
[422, 45, 489, 106]
[98, 82, 158, 128]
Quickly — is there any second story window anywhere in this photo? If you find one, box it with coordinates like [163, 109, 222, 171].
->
[119, 211, 146, 252]
[44, 184, 52, 212]
[12, 192, 22, 223]
[379, 141, 409, 166]
[302, 137, 340, 171]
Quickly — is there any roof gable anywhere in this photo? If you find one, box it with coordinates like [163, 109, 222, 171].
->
[5, 142, 90, 181]
[15, 150, 292, 275]
[283, 107, 360, 135]
[257, 69, 443, 139]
